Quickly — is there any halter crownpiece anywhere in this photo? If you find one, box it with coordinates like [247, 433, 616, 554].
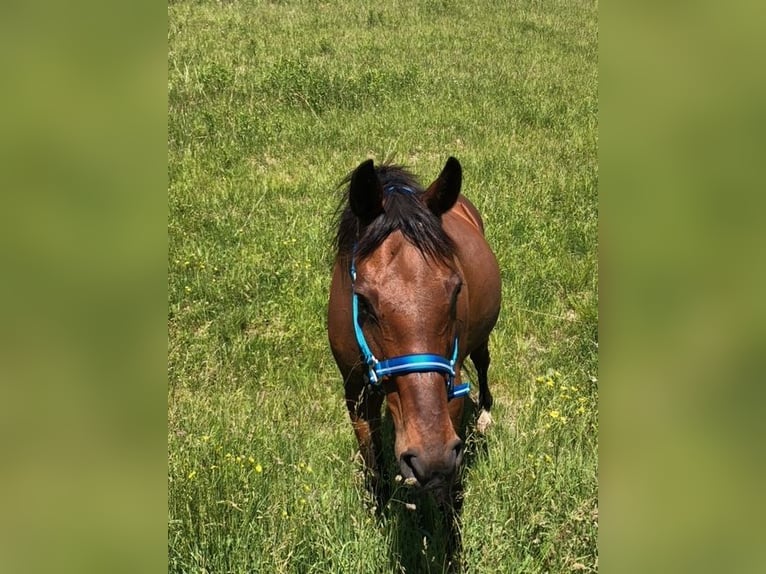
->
[349, 254, 470, 401]
[384, 183, 416, 195]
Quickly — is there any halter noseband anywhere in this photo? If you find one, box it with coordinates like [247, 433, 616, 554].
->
[349, 245, 470, 401]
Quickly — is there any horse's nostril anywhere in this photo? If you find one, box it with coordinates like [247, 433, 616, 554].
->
[400, 442, 463, 487]
[400, 451, 424, 484]
[448, 438, 464, 469]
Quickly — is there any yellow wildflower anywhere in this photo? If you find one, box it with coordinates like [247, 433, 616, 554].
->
[549, 410, 560, 419]
[187, 470, 196, 480]
[255, 464, 263, 474]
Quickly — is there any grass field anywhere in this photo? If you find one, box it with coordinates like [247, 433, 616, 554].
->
[168, 0, 597, 572]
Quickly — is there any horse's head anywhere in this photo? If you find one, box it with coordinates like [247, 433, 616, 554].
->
[345, 158, 466, 488]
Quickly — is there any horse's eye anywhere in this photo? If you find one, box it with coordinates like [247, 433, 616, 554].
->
[449, 282, 462, 318]
[356, 294, 377, 322]
[451, 282, 462, 307]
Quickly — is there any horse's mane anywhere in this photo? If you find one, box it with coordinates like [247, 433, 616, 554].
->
[333, 163, 455, 263]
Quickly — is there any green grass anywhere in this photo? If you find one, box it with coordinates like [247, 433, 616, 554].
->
[168, 0, 597, 572]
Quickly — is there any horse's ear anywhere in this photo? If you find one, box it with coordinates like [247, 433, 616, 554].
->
[424, 156, 462, 216]
[349, 159, 384, 224]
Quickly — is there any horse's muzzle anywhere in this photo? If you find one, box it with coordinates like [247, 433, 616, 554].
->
[398, 437, 463, 488]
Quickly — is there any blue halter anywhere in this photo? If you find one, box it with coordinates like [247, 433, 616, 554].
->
[349, 256, 470, 401]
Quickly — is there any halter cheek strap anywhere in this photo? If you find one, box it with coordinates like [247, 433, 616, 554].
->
[350, 257, 470, 400]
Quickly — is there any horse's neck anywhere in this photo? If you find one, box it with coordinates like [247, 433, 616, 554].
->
[450, 197, 483, 233]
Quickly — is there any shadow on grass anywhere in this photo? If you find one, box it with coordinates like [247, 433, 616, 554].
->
[368, 397, 490, 574]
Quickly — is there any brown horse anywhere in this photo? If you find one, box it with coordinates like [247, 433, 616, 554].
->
[328, 157, 501, 496]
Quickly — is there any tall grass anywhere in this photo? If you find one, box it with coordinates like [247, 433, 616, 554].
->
[168, 0, 597, 571]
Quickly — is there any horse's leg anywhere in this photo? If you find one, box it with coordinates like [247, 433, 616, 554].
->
[470, 340, 493, 433]
[345, 385, 386, 508]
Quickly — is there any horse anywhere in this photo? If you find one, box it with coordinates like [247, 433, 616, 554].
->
[328, 157, 501, 504]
